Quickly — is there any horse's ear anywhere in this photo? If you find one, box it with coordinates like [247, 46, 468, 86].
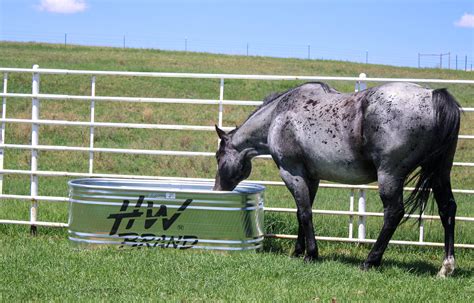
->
[215, 125, 227, 140]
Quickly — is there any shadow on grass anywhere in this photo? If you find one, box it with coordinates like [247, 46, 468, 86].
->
[321, 253, 439, 275]
[322, 253, 473, 278]
[262, 239, 473, 278]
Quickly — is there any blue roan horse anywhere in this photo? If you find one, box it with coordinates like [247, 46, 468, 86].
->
[213, 82, 461, 277]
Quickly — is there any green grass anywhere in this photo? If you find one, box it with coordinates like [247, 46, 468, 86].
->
[0, 41, 473, 301]
[1, 230, 473, 301]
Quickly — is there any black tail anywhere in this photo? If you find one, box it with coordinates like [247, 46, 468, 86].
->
[403, 88, 461, 222]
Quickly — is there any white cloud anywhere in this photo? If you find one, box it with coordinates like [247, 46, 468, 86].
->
[37, 0, 87, 14]
[454, 13, 474, 28]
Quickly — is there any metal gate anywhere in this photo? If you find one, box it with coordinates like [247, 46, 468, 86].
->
[0, 65, 473, 248]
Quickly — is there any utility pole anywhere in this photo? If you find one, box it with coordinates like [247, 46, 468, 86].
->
[123, 35, 126, 49]
[64, 33, 67, 46]
[307, 45, 311, 60]
[456, 55, 458, 70]
[246, 43, 249, 56]
[418, 53, 420, 68]
[465, 55, 468, 71]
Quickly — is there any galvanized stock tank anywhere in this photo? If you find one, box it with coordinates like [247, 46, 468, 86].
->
[68, 178, 265, 251]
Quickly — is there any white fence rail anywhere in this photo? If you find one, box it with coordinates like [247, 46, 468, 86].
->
[0, 66, 473, 248]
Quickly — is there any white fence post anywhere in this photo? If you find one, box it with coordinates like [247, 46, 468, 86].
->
[419, 211, 425, 243]
[30, 65, 40, 235]
[349, 189, 355, 239]
[355, 73, 367, 92]
[358, 189, 367, 241]
[89, 76, 96, 174]
[355, 74, 367, 241]
[0, 73, 7, 194]
[355, 73, 367, 240]
[218, 78, 224, 127]
[217, 78, 224, 146]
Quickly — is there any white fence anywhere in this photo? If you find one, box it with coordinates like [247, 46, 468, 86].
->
[0, 66, 473, 248]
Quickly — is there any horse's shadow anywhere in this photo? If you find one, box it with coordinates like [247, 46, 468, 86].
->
[262, 242, 473, 278]
[321, 253, 434, 275]
[323, 253, 473, 278]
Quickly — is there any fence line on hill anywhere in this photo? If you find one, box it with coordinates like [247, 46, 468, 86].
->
[1, 33, 474, 70]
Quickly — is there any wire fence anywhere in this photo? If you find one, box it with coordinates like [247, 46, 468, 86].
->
[1, 31, 473, 70]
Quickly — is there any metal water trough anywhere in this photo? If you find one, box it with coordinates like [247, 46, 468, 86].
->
[68, 178, 265, 251]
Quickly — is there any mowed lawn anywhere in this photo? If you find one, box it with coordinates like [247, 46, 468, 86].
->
[0, 42, 473, 301]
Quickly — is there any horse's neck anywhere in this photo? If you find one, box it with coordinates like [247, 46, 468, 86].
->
[231, 101, 278, 154]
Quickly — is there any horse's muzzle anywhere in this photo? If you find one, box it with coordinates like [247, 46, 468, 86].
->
[213, 175, 235, 191]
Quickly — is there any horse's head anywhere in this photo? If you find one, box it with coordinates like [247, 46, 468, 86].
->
[213, 126, 258, 191]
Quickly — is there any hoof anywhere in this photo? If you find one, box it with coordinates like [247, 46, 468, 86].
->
[360, 261, 379, 271]
[304, 255, 318, 263]
[437, 256, 455, 278]
[290, 249, 304, 259]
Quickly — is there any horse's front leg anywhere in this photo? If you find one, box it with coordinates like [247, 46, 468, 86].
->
[293, 182, 319, 258]
[362, 173, 404, 269]
[279, 166, 319, 262]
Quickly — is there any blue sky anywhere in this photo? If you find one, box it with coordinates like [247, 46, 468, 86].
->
[0, 0, 473, 68]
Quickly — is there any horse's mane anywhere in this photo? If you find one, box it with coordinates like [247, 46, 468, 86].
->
[253, 82, 337, 115]
[229, 82, 337, 135]
[306, 81, 338, 94]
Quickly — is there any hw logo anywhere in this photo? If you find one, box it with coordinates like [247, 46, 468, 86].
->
[107, 196, 193, 235]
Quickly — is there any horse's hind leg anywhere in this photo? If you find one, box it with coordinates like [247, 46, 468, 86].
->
[433, 176, 457, 277]
[279, 166, 319, 262]
[362, 173, 405, 269]
[293, 180, 319, 258]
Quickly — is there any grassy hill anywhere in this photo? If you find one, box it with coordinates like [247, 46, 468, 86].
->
[2, 41, 473, 78]
[0, 42, 473, 301]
